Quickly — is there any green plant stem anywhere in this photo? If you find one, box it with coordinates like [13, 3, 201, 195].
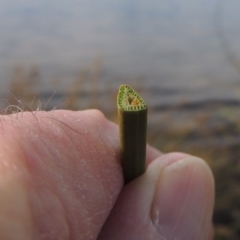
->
[117, 85, 147, 184]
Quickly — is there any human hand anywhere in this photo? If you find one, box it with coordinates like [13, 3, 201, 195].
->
[0, 110, 214, 240]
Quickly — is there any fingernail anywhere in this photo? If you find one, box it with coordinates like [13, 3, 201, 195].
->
[150, 156, 214, 240]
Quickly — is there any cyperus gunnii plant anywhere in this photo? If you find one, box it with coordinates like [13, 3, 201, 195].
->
[117, 84, 147, 184]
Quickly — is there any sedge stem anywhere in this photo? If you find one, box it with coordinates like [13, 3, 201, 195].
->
[117, 84, 147, 184]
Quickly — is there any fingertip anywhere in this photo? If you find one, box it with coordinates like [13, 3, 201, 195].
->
[99, 153, 214, 240]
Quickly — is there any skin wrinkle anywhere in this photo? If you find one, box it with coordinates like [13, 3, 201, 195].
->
[97, 128, 120, 166]
[22, 136, 71, 238]
[85, 116, 122, 201]
[23, 129, 54, 179]
[29, 184, 70, 240]
[97, 130, 122, 200]
[87, 207, 112, 224]
[68, 112, 119, 236]
[78, 111, 123, 235]
[51, 135, 94, 227]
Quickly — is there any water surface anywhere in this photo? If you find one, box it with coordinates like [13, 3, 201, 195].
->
[0, 0, 240, 104]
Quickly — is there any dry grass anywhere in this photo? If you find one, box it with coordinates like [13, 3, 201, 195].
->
[2, 63, 240, 240]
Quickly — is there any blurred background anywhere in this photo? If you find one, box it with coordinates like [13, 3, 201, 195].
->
[1, 0, 240, 239]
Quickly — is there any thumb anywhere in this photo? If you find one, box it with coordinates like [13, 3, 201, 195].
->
[98, 153, 214, 240]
